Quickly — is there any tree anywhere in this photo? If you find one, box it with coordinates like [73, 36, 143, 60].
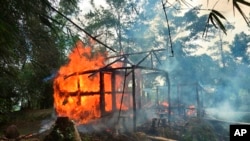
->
[230, 32, 250, 64]
[0, 0, 80, 114]
[83, 0, 143, 53]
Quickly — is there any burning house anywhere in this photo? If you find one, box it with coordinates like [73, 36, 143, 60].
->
[46, 40, 233, 141]
[52, 40, 169, 131]
[53, 41, 127, 124]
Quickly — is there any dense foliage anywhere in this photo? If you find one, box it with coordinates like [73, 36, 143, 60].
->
[0, 0, 79, 114]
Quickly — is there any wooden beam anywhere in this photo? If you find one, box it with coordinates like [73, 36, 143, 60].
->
[132, 66, 136, 132]
[100, 71, 105, 116]
[111, 71, 117, 111]
[63, 66, 167, 80]
[59, 91, 131, 97]
[106, 48, 166, 59]
[177, 84, 181, 116]
[166, 73, 171, 124]
[147, 135, 177, 141]
[156, 86, 159, 107]
[196, 82, 201, 118]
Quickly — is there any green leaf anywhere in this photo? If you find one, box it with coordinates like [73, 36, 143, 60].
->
[211, 13, 227, 35]
[210, 14, 218, 28]
[236, 0, 250, 6]
[204, 11, 227, 36]
[233, 0, 250, 25]
[211, 10, 227, 20]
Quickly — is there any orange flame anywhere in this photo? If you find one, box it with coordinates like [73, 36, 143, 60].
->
[161, 101, 169, 107]
[53, 41, 128, 124]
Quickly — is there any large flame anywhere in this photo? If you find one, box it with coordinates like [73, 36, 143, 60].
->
[53, 41, 128, 124]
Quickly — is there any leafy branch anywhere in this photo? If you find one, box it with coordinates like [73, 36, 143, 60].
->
[204, 0, 250, 37]
[231, 0, 250, 26]
[203, 9, 228, 37]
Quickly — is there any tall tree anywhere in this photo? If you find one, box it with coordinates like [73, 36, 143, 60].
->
[230, 32, 250, 64]
[0, 0, 80, 113]
[84, 0, 143, 53]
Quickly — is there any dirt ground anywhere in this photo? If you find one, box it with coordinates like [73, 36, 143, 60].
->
[0, 108, 235, 141]
[0, 108, 53, 136]
[0, 108, 179, 141]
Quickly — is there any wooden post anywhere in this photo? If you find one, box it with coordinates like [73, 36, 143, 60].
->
[99, 71, 105, 116]
[196, 82, 200, 118]
[177, 84, 180, 116]
[147, 91, 150, 103]
[111, 71, 117, 112]
[137, 71, 142, 109]
[77, 77, 81, 105]
[200, 88, 204, 117]
[166, 73, 171, 124]
[156, 86, 159, 107]
[132, 67, 136, 132]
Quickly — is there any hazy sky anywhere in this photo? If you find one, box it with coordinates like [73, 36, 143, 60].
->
[78, 0, 249, 33]
[199, 0, 249, 30]
[77, 0, 249, 56]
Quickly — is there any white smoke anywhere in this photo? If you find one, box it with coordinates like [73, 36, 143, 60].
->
[206, 101, 243, 121]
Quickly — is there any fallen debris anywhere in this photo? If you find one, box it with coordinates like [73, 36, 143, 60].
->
[147, 135, 177, 141]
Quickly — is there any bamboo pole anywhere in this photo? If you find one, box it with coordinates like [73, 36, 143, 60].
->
[147, 135, 177, 141]
[99, 71, 105, 116]
[60, 91, 132, 96]
[47, 4, 117, 53]
[196, 82, 200, 118]
[156, 86, 159, 107]
[111, 71, 117, 111]
[177, 84, 180, 116]
[64, 66, 167, 80]
[166, 73, 171, 124]
[106, 48, 166, 59]
[137, 72, 142, 109]
[132, 66, 136, 132]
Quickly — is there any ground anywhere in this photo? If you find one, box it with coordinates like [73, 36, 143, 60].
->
[0, 108, 53, 140]
[0, 108, 179, 141]
[1, 108, 242, 141]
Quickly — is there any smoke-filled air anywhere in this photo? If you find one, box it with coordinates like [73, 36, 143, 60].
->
[1, 0, 250, 141]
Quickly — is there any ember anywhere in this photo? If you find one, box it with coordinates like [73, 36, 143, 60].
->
[53, 40, 127, 124]
[161, 101, 169, 107]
